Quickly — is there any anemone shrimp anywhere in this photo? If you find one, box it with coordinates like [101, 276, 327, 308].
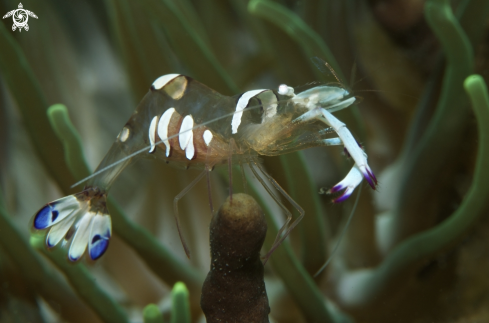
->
[31, 72, 377, 263]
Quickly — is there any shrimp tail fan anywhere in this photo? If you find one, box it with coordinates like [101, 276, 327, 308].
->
[32, 187, 111, 262]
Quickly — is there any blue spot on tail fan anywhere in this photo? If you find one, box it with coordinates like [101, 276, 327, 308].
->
[89, 233, 110, 260]
[34, 205, 54, 229]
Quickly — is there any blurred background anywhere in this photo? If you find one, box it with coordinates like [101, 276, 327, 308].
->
[1, 0, 489, 322]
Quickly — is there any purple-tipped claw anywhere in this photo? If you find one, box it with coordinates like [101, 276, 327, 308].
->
[362, 170, 376, 190]
[325, 163, 377, 203]
[332, 187, 354, 203]
[326, 165, 364, 203]
[368, 167, 378, 185]
[329, 183, 345, 194]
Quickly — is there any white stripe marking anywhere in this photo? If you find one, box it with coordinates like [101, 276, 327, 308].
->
[119, 127, 130, 142]
[203, 130, 213, 146]
[68, 211, 94, 261]
[157, 108, 176, 157]
[179, 115, 194, 150]
[47, 214, 77, 247]
[185, 136, 195, 160]
[148, 116, 158, 153]
[152, 74, 180, 90]
[231, 89, 266, 134]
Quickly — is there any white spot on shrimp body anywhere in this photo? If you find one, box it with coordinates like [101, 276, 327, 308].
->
[278, 84, 294, 96]
[157, 108, 175, 157]
[203, 130, 213, 146]
[232, 89, 266, 134]
[119, 127, 130, 142]
[148, 116, 158, 153]
[152, 74, 180, 90]
[179, 115, 195, 160]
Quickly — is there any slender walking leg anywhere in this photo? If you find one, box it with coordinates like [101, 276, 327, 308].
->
[174, 170, 207, 258]
[227, 139, 237, 203]
[206, 170, 214, 213]
[239, 161, 248, 195]
[253, 161, 305, 263]
[249, 162, 303, 264]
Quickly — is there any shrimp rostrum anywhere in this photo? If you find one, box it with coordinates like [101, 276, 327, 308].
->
[32, 73, 377, 262]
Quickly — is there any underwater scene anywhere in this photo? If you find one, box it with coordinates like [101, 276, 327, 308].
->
[1, 0, 489, 322]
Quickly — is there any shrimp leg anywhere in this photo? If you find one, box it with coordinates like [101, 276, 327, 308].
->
[173, 170, 207, 258]
[293, 108, 377, 202]
[293, 108, 376, 187]
[227, 139, 237, 203]
[253, 161, 305, 263]
[313, 137, 368, 202]
[206, 170, 214, 214]
[249, 161, 304, 264]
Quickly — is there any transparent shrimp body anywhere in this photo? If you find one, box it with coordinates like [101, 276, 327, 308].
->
[237, 85, 351, 155]
[31, 74, 376, 262]
[235, 83, 376, 200]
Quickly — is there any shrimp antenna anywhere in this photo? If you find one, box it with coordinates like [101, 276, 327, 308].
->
[71, 100, 291, 188]
[311, 57, 344, 85]
[350, 62, 357, 90]
[313, 57, 414, 100]
[324, 61, 342, 85]
[313, 185, 362, 277]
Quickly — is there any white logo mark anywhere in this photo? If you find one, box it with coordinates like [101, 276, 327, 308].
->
[2, 3, 38, 32]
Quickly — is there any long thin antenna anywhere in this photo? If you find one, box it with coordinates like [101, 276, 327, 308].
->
[313, 185, 362, 277]
[324, 60, 342, 84]
[311, 56, 343, 85]
[349, 62, 357, 90]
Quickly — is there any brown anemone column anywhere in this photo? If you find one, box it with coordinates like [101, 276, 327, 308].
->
[201, 193, 270, 322]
